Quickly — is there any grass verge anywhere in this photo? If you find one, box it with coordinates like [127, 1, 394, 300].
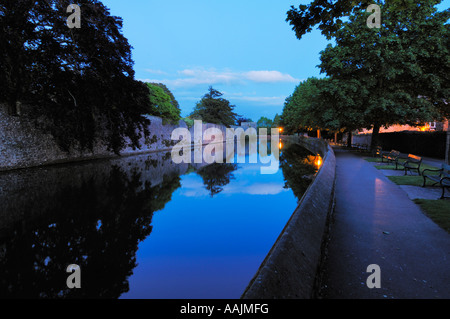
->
[414, 199, 450, 234]
[365, 157, 439, 173]
[387, 175, 440, 187]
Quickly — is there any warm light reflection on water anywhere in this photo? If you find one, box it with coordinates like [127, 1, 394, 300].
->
[315, 155, 323, 169]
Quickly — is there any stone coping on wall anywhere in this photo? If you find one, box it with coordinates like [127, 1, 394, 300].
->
[241, 136, 336, 299]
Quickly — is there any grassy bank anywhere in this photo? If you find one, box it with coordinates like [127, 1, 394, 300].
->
[387, 175, 439, 187]
[414, 199, 450, 234]
[364, 157, 438, 174]
[368, 157, 449, 233]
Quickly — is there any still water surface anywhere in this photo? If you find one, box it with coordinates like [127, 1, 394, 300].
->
[0, 142, 318, 298]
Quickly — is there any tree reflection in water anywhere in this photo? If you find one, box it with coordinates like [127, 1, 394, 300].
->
[196, 163, 238, 197]
[0, 165, 181, 298]
[0, 143, 317, 298]
[279, 143, 319, 201]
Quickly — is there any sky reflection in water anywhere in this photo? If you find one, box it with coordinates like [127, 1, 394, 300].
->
[0, 143, 317, 299]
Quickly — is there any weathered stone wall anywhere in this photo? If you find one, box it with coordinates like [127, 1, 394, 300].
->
[241, 136, 336, 299]
[0, 105, 229, 171]
[352, 134, 372, 146]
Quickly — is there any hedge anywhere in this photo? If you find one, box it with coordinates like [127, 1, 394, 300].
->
[376, 131, 446, 159]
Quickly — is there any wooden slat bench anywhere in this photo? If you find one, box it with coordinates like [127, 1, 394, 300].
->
[397, 154, 422, 176]
[381, 150, 400, 165]
[352, 143, 369, 152]
[422, 163, 450, 199]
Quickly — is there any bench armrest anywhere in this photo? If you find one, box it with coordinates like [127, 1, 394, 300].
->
[440, 177, 450, 185]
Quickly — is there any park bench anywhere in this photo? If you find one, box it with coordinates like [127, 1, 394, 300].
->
[397, 154, 423, 176]
[381, 150, 400, 165]
[422, 163, 450, 199]
[372, 146, 383, 158]
[352, 143, 369, 152]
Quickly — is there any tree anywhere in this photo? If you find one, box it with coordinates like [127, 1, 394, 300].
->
[280, 143, 319, 200]
[190, 86, 238, 127]
[282, 78, 320, 134]
[282, 77, 367, 144]
[0, 0, 152, 154]
[286, 0, 422, 40]
[197, 163, 238, 197]
[149, 83, 180, 111]
[317, 1, 449, 149]
[146, 83, 181, 123]
[447, 126, 450, 165]
[256, 116, 273, 130]
[0, 164, 182, 298]
[272, 114, 282, 128]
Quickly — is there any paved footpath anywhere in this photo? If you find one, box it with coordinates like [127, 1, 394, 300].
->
[320, 149, 450, 299]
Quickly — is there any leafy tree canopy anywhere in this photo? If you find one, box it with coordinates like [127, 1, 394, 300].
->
[196, 163, 238, 197]
[190, 86, 239, 127]
[257, 113, 284, 131]
[148, 83, 180, 111]
[146, 83, 181, 123]
[285, 1, 449, 149]
[0, 0, 152, 154]
[286, 0, 434, 40]
[273, 114, 282, 128]
[282, 77, 367, 134]
[256, 116, 273, 129]
[318, 1, 449, 148]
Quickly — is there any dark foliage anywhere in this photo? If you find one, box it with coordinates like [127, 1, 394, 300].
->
[190, 86, 239, 127]
[376, 131, 447, 159]
[0, 164, 181, 298]
[197, 163, 238, 197]
[279, 143, 318, 200]
[0, 0, 152, 153]
[286, 0, 423, 40]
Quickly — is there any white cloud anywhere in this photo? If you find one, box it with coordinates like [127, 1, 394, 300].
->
[244, 71, 299, 83]
[231, 95, 286, 106]
[139, 67, 300, 88]
[144, 69, 168, 75]
[179, 172, 287, 197]
[222, 91, 287, 106]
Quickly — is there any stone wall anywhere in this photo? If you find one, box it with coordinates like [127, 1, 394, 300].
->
[0, 105, 229, 172]
[352, 133, 372, 146]
[241, 136, 336, 299]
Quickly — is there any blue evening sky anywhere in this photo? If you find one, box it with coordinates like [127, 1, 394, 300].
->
[102, 0, 449, 121]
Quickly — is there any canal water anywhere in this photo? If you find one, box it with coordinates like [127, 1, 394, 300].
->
[0, 142, 318, 298]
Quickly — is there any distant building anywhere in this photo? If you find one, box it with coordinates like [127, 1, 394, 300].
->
[357, 119, 448, 134]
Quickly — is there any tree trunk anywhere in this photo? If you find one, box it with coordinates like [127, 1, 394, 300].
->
[371, 123, 381, 151]
[446, 120, 449, 165]
[6, 99, 20, 116]
[317, 129, 321, 138]
[346, 130, 352, 148]
[7, 100, 17, 116]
